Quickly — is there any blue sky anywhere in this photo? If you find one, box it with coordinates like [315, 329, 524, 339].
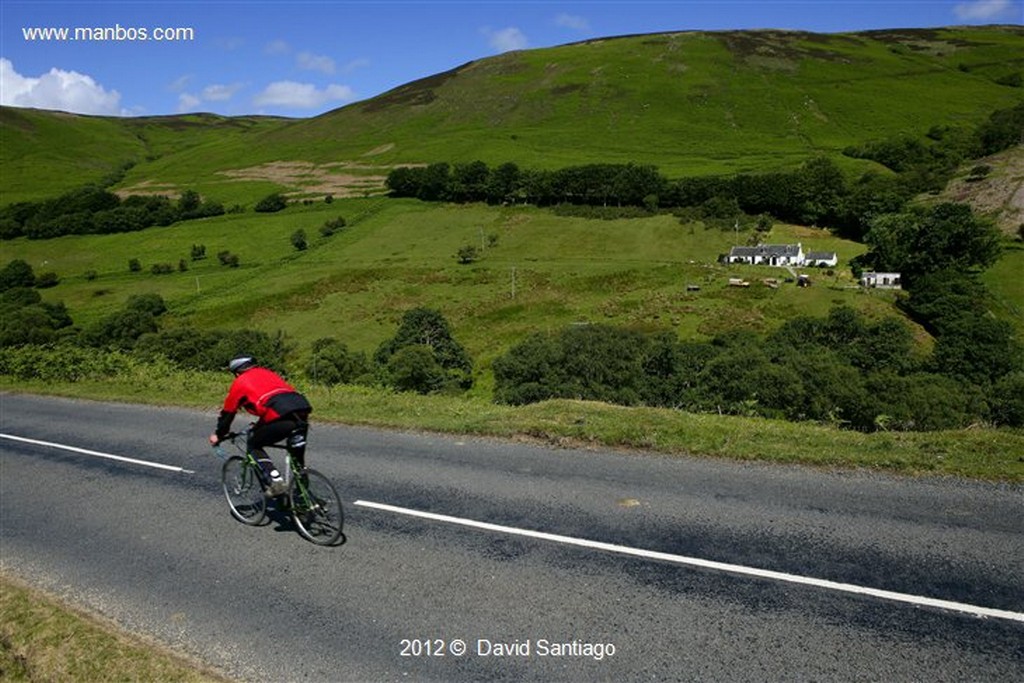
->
[1, 1, 1021, 118]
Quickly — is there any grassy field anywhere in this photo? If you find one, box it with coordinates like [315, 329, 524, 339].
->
[2, 197, 898, 393]
[3, 27, 1023, 205]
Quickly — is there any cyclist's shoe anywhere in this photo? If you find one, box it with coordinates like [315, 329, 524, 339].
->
[265, 478, 288, 497]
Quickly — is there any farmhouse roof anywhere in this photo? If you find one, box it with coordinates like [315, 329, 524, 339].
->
[728, 243, 802, 257]
[806, 251, 836, 260]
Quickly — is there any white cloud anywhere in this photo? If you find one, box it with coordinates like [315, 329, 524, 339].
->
[202, 83, 243, 101]
[176, 82, 244, 112]
[297, 51, 336, 74]
[177, 92, 201, 111]
[953, 0, 1018, 20]
[485, 27, 529, 53]
[0, 58, 121, 115]
[555, 13, 590, 32]
[252, 81, 355, 109]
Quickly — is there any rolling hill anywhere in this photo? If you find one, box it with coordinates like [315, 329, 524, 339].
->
[1, 25, 1022, 389]
[2, 25, 1023, 205]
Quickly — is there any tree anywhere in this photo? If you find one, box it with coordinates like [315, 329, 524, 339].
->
[991, 372, 1024, 427]
[385, 345, 448, 394]
[254, 193, 287, 213]
[374, 307, 472, 391]
[0, 259, 36, 291]
[863, 202, 1002, 283]
[457, 245, 479, 264]
[291, 229, 308, 251]
[178, 189, 201, 215]
[791, 156, 846, 226]
[308, 338, 370, 386]
[929, 314, 1023, 385]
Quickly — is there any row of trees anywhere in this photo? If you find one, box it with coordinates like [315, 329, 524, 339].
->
[0, 187, 228, 240]
[386, 101, 1024, 240]
[492, 306, 1024, 430]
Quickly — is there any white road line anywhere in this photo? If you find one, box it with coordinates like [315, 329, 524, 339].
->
[354, 499, 1024, 624]
[0, 433, 195, 474]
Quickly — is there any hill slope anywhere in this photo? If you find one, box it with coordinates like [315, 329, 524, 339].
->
[2, 26, 1022, 205]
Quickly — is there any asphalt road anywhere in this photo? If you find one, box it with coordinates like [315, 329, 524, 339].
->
[1, 393, 1022, 681]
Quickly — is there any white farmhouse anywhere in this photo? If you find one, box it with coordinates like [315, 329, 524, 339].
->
[726, 242, 837, 268]
[726, 243, 804, 266]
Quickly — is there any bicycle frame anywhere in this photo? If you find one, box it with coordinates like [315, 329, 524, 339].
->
[214, 426, 313, 504]
[214, 424, 344, 545]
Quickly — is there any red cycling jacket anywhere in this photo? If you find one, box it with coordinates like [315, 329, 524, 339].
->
[216, 367, 311, 438]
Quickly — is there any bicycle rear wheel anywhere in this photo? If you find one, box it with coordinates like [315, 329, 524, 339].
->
[290, 468, 344, 545]
[222, 456, 267, 525]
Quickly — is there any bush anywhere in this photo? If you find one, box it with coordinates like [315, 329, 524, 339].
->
[291, 229, 308, 251]
[385, 345, 448, 394]
[254, 193, 287, 213]
[375, 307, 473, 393]
[128, 258, 141, 273]
[320, 217, 346, 237]
[0, 345, 134, 382]
[457, 245, 479, 264]
[494, 324, 665, 407]
[307, 338, 371, 386]
[0, 260, 36, 291]
[217, 251, 240, 267]
[991, 372, 1024, 427]
[134, 327, 291, 373]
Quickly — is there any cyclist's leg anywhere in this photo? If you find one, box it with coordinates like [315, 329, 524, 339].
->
[248, 422, 289, 484]
[285, 414, 310, 471]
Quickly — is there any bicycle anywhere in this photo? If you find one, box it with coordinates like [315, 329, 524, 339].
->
[214, 426, 345, 546]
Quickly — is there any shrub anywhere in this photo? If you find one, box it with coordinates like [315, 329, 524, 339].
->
[385, 345, 448, 394]
[0, 259, 36, 291]
[375, 307, 473, 392]
[991, 372, 1024, 427]
[307, 338, 371, 386]
[457, 245, 479, 264]
[254, 193, 287, 213]
[320, 217, 346, 237]
[291, 229, 308, 251]
[128, 258, 141, 273]
[0, 345, 134, 382]
[34, 272, 59, 288]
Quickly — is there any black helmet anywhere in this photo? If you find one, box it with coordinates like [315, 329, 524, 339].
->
[228, 356, 256, 374]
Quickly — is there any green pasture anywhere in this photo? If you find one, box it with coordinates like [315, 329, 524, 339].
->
[5, 26, 1021, 206]
[6, 197, 911, 397]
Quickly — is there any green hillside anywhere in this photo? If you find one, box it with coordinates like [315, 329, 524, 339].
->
[2, 26, 1022, 206]
[2, 26, 1023, 477]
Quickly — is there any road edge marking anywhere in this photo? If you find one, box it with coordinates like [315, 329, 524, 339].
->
[354, 499, 1024, 624]
[1, 433, 195, 474]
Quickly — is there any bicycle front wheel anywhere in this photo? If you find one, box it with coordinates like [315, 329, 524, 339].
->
[290, 468, 344, 545]
[222, 456, 267, 526]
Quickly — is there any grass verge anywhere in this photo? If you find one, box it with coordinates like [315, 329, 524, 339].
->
[3, 372, 1022, 482]
[0, 574, 230, 682]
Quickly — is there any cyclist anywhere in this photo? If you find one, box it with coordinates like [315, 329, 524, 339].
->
[209, 356, 312, 496]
